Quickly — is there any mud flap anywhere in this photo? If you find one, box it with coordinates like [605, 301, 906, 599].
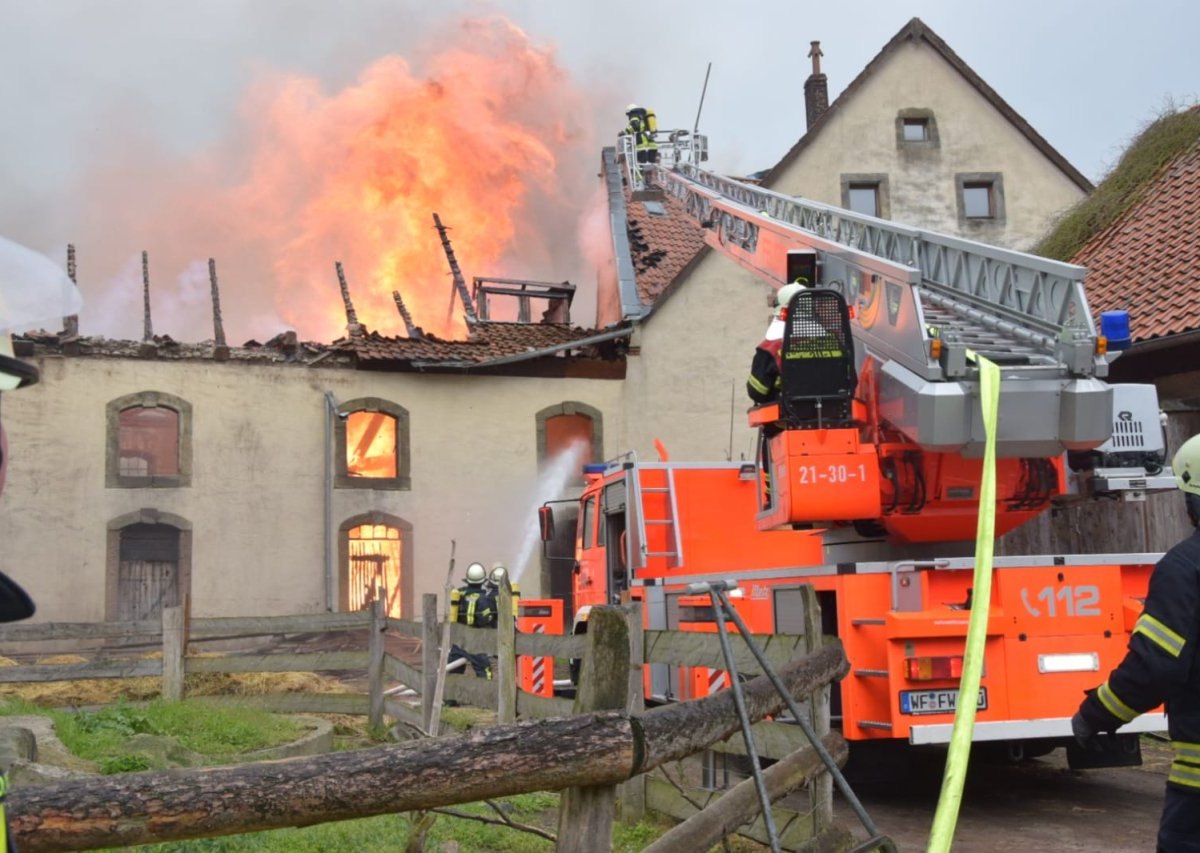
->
[1066, 733, 1142, 769]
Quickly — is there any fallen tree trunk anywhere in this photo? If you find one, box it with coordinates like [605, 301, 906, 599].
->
[10, 641, 846, 852]
[643, 731, 849, 853]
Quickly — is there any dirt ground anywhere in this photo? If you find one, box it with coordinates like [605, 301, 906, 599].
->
[834, 739, 1171, 852]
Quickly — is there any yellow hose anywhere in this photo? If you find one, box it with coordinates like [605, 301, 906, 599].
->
[927, 355, 1000, 852]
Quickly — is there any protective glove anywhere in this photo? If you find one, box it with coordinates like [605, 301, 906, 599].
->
[1071, 710, 1103, 751]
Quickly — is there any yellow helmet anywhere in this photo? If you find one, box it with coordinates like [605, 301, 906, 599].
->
[1173, 434, 1200, 496]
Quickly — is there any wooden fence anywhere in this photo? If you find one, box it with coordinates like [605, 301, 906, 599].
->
[0, 585, 848, 852]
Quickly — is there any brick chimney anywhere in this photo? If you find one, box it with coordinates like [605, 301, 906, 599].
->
[804, 41, 829, 129]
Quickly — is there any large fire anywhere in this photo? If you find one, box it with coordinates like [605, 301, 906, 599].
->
[78, 17, 605, 342]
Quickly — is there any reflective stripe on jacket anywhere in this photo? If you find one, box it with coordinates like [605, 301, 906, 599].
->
[1079, 528, 1200, 792]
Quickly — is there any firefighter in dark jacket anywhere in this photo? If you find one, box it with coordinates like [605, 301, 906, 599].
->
[747, 282, 804, 406]
[747, 282, 804, 510]
[1073, 432, 1200, 852]
[448, 562, 498, 679]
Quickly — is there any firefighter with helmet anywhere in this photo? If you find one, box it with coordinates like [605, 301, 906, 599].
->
[487, 562, 520, 617]
[624, 103, 658, 165]
[746, 283, 806, 510]
[0, 236, 82, 851]
[448, 561, 497, 678]
[1072, 432, 1200, 850]
[747, 281, 806, 406]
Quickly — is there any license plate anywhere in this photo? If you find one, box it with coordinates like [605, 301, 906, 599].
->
[900, 687, 987, 716]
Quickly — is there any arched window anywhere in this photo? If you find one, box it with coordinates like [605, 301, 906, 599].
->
[535, 402, 604, 477]
[340, 513, 412, 618]
[106, 510, 192, 621]
[106, 392, 192, 488]
[335, 398, 410, 490]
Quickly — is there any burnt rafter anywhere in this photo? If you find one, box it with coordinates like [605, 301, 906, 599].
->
[432, 212, 479, 325]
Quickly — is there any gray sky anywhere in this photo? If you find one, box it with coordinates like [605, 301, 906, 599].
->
[1, 0, 1195, 342]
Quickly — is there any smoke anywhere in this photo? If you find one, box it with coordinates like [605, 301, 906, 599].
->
[57, 15, 614, 343]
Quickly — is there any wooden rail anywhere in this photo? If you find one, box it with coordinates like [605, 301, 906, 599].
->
[0, 585, 846, 852]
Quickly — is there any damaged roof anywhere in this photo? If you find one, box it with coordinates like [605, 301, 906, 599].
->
[337, 320, 629, 369]
[623, 188, 709, 308]
[602, 148, 709, 319]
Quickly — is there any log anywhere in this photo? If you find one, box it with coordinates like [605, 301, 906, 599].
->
[9, 641, 846, 852]
[639, 640, 848, 769]
[643, 732, 848, 853]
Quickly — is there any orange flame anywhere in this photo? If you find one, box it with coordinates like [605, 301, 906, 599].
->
[80, 17, 604, 342]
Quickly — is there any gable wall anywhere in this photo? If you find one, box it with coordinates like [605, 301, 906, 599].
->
[771, 42, 1086, 249]
[620, 254, 774, 464]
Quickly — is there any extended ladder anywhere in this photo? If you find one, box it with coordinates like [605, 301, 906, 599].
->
[651, 160, 1113, 458]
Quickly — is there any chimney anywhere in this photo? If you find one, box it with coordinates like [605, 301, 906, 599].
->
[804, 41, 829, 129]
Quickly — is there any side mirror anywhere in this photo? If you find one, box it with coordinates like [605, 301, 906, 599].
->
[538, 505, 556, 542]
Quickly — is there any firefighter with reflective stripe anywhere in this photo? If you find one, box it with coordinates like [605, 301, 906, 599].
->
[486, 563, 520, 618]
[1073, 433, 1200, 851]
[747, 283, 808, 509]
[624, 103, 658, 165]
[448, 562, 497, 678]
[746, 282, 806, 406]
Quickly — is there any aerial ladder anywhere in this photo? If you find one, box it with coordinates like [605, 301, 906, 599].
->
[563, 140, 1178, 759]
[631, 154, 1172, 541]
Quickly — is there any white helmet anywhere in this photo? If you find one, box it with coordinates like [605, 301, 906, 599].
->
[490, 563, 508, 585]
[626, 103, 640, 113]
[776, 282, 804, 314]
[465, 562, 486, 584]
[1173, 434, 1200, 496]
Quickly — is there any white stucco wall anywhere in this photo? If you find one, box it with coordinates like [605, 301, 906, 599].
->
[620, 252, 775, 464]
[0, 355, 623, 622]
[772, 42, 1086, 250]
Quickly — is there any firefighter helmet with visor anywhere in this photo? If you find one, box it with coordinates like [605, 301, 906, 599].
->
[1173, 434, 1200, 496]
[465, 562, 487, 585]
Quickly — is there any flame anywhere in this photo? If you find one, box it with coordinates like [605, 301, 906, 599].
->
[78, 17, 602, 342]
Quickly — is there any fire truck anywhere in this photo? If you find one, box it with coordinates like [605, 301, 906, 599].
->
[539, 136, 1175, 766]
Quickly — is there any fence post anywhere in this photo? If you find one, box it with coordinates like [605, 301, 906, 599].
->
[422, 593, 439, 733]
[368, 594, 385, 729]
[496, 581, 516, 723]
[556, 605, 631, 853]
[801, 585, 832, 829]
[618, 602, 645, 823]
[161, 605, 185, 702]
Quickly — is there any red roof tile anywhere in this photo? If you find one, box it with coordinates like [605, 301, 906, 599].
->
[1076, 142, 1200, 342]
[340, 321, 611, 366]
[624, 188, 708, 306]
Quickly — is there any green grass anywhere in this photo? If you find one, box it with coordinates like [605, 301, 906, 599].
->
[1035, 103, 1200, 261]
[0, 697, 302, 767]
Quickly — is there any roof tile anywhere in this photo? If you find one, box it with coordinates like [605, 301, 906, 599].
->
[624, 188, 708, 306]
[1076, 143, 1200, 342]
[338, 321, 609, 366]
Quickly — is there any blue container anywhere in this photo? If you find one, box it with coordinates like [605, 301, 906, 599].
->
[1100, 310, 1132, 351]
